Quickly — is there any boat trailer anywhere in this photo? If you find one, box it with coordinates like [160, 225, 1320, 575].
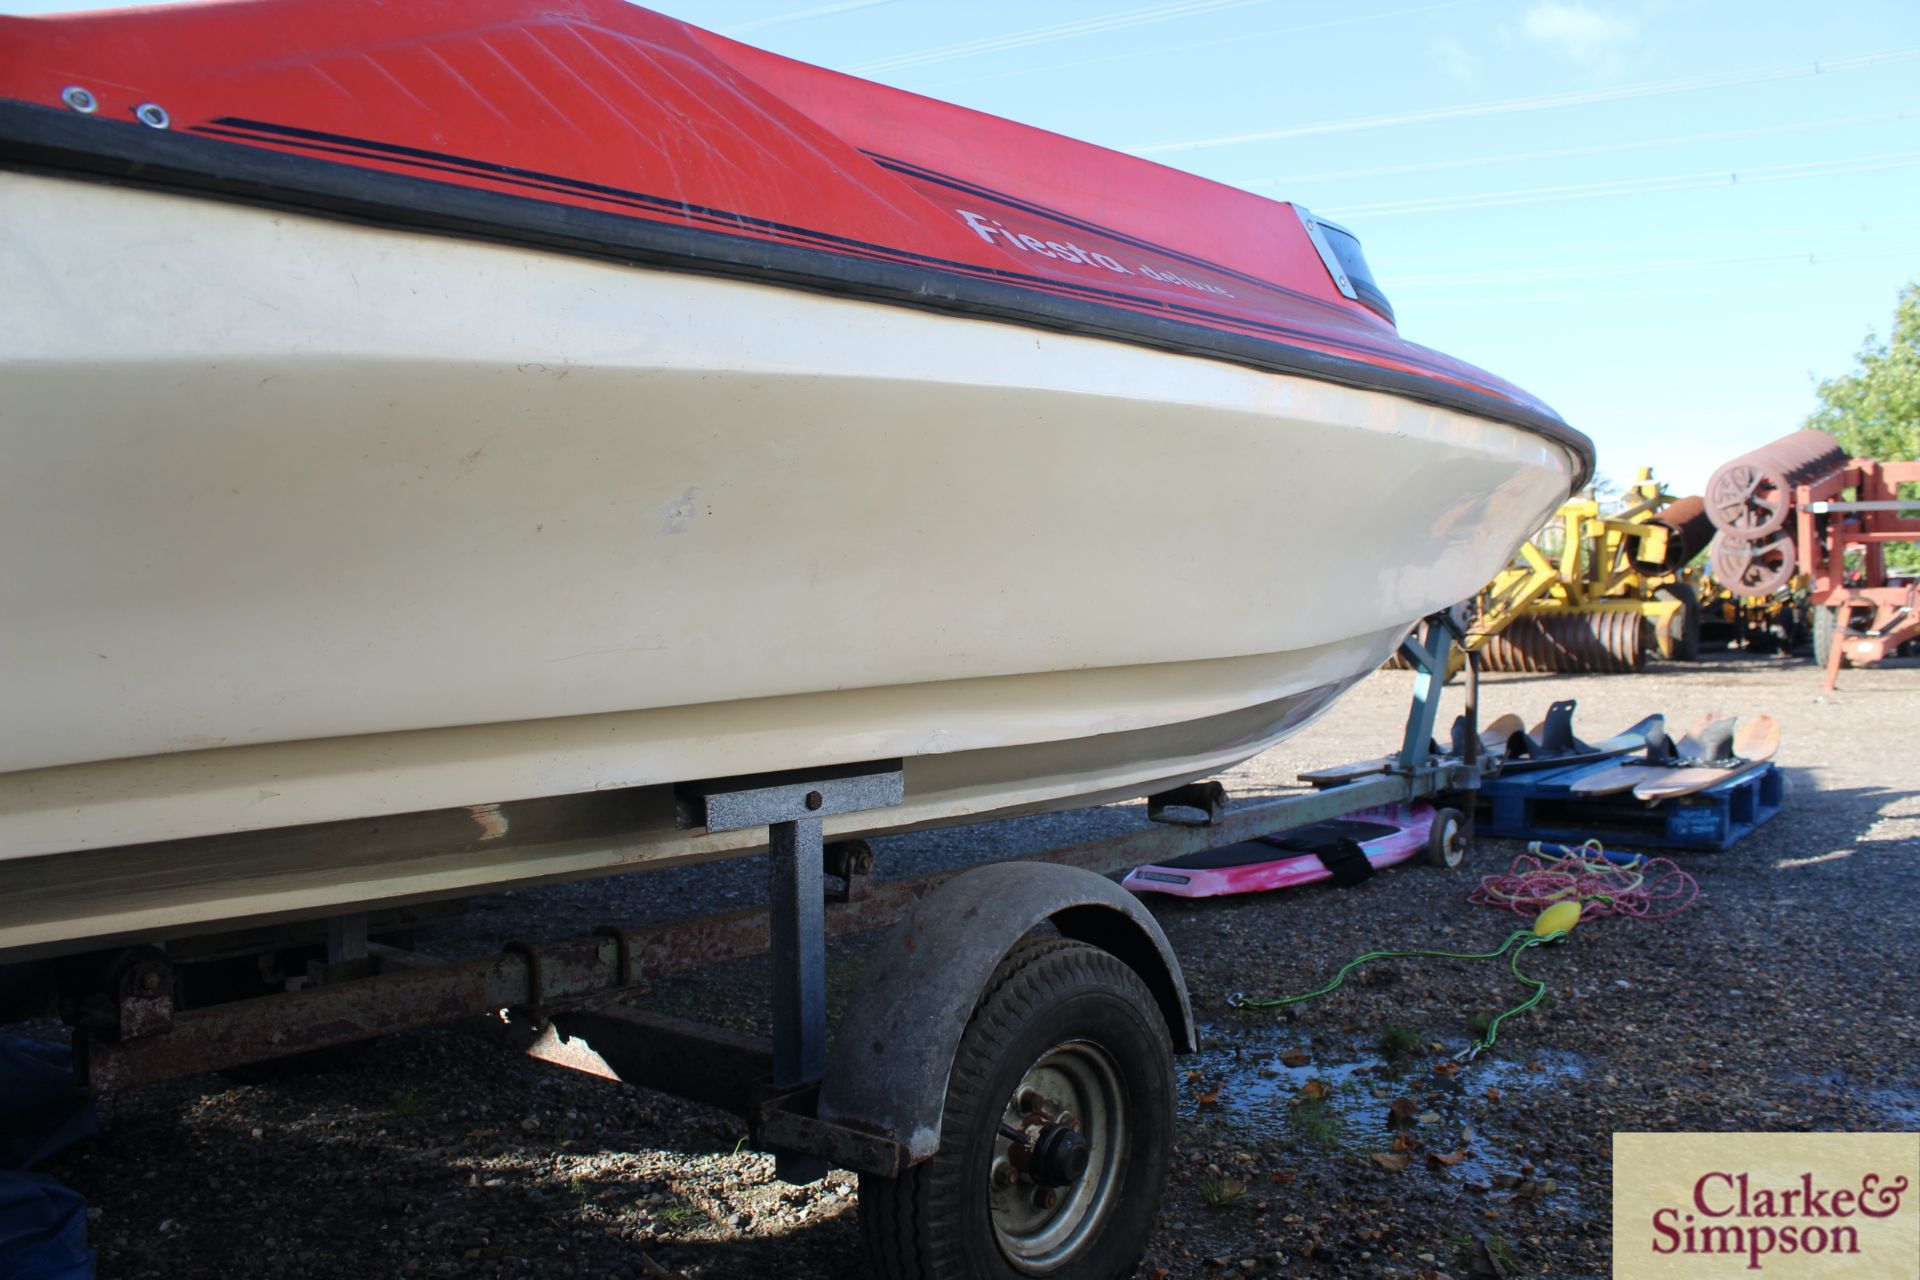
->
[41, 616, 1487, 1271]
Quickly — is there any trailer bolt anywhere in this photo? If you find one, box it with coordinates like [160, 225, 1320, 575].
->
[1032, 1187, 1059, 1211]
[991, 1157, 1016, 1189]
[60, 86, 97, 114]
[803, 790, 823, 811]
[1016, 1088, 1047, 1116]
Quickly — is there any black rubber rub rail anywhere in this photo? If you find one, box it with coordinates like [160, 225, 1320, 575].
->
[0, 100, 1593, 486]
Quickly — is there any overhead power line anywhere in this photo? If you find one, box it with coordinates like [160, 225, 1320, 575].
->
[1127, 48, 1920, 155]
[1240, 110, 1916, 189]
[847, 0, 1278, 74]
[1392, 244, 1920, 289]
[718, 1, 896, 38]
[919, 0, 1484, 93]
[1318, 149, 1920, 219]
[1403, 217, 1920, 267]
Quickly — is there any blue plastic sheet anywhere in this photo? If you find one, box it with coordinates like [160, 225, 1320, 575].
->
[1, 1038, 96, 1280]
[0, 1177, 91, 1280]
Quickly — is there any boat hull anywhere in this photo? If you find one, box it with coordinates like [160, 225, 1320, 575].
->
[0, 173, 1576, 950]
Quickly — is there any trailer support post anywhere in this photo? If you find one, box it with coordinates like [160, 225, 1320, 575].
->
[675, 760, 906, 1182]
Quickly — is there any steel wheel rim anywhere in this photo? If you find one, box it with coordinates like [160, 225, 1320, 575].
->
[989, 1038, 1126, 1272]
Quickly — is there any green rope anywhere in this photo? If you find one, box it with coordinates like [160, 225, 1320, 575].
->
[1230, 928, 1569, 1062]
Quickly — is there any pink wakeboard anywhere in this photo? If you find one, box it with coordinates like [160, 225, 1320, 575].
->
[1123, 803, 1436, 899]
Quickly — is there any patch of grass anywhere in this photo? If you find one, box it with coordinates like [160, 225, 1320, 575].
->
[379, 1086, 427, 1121]
[1450, 1231, 1527, 1278]
[1487, 1234, 1524, 1272]
[1448, 1232, 1476, 1272]
[653, 1204, 707, 1232]
[1287, 1096, 1343, 1151]
[1377, 1024, 1422, 1060]
[1196, 1177, 1247, 1208]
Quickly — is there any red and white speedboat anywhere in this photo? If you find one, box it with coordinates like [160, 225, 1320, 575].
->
[0, 0, 1590, 955]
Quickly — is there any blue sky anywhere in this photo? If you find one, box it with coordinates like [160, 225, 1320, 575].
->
[653, 0, 1920, 494]
[9, 0, 1916, 492]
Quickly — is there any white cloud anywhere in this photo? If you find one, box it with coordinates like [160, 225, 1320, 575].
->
[1430, 34, 1483, 82]
[1520, 1, 1638, 75]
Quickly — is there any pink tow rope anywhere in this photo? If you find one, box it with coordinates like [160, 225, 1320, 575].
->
[1468, 841, 1701, 921]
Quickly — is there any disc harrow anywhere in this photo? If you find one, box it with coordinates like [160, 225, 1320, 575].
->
[1475, 611, 1645, 674]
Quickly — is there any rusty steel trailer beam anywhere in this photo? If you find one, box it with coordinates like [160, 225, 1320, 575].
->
[505, 1008, 907, 1176]
[77, 761, 1465, 1094]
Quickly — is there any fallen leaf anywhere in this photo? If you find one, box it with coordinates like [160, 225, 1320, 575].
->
[1369, 1152, 1412, 1172]
[1391, 1132, 1420, 1154]
[1280, 1051, 1311, 1067]
[1186, 1070, 1203, 1084]
[1386, 1097, 1419, 1127]
[1268, 1171, 1295, 1186]
[1433, 1061, 1462, 1078]
[1299, 1079, 1334, 1102]
[1484, 1086, 1502, 1102]
[1427, 1149, 1466, 1170]
[1196, 1089, 1222, 1107]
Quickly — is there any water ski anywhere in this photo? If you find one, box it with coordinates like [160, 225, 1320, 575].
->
[1471, 712, 1528, 757]
[1633, 715, 1779, 802]
[1498, 701, 1665, 774]
[1297, 712, 1529, 786]
[1566, 711, 1719, 796]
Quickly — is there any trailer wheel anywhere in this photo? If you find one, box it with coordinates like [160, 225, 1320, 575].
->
[859, 937, 1173, 1279]
[1426, 807, 1467, 869]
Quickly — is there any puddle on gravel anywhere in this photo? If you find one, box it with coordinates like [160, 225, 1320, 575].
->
[1789, 1070, 1920, 1129]
[1178, 1022, 1589, 1206]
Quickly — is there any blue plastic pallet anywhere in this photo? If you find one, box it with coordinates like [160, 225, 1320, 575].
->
[1470, 759, 1784, 851]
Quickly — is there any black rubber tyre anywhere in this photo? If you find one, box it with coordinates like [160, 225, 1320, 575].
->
[1426, 807, 1467, 869]
[859, 937, 1175, 1279]
[1811, 604, 1838, 670]
[1656, 583, 1701, 662]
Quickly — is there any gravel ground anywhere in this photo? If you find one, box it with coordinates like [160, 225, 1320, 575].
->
[25, 652, 1920, 1279]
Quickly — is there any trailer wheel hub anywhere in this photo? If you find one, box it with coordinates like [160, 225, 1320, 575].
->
[990, 1039, 1126, 1270]
[1029, 1123, 1091, 1188]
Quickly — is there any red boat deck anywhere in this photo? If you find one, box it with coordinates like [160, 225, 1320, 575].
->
[0, 0, 1587, 467]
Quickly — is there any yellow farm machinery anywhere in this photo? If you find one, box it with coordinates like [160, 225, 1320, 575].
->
[1400, 471, 1716, 674]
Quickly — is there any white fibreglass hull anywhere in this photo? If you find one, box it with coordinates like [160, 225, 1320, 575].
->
[0, 173, 1576, 950]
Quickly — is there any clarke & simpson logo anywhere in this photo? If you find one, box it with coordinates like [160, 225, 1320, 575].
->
[1614, 1133, 1919, 1279]
[1651, 1169, 1909, 1269]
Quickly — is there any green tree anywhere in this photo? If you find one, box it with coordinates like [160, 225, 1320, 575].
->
[1803, 282, 1919, 571]
[1805, 282, 1920, 460]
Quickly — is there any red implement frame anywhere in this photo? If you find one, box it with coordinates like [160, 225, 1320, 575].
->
[1796, 460, 1920, 689]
